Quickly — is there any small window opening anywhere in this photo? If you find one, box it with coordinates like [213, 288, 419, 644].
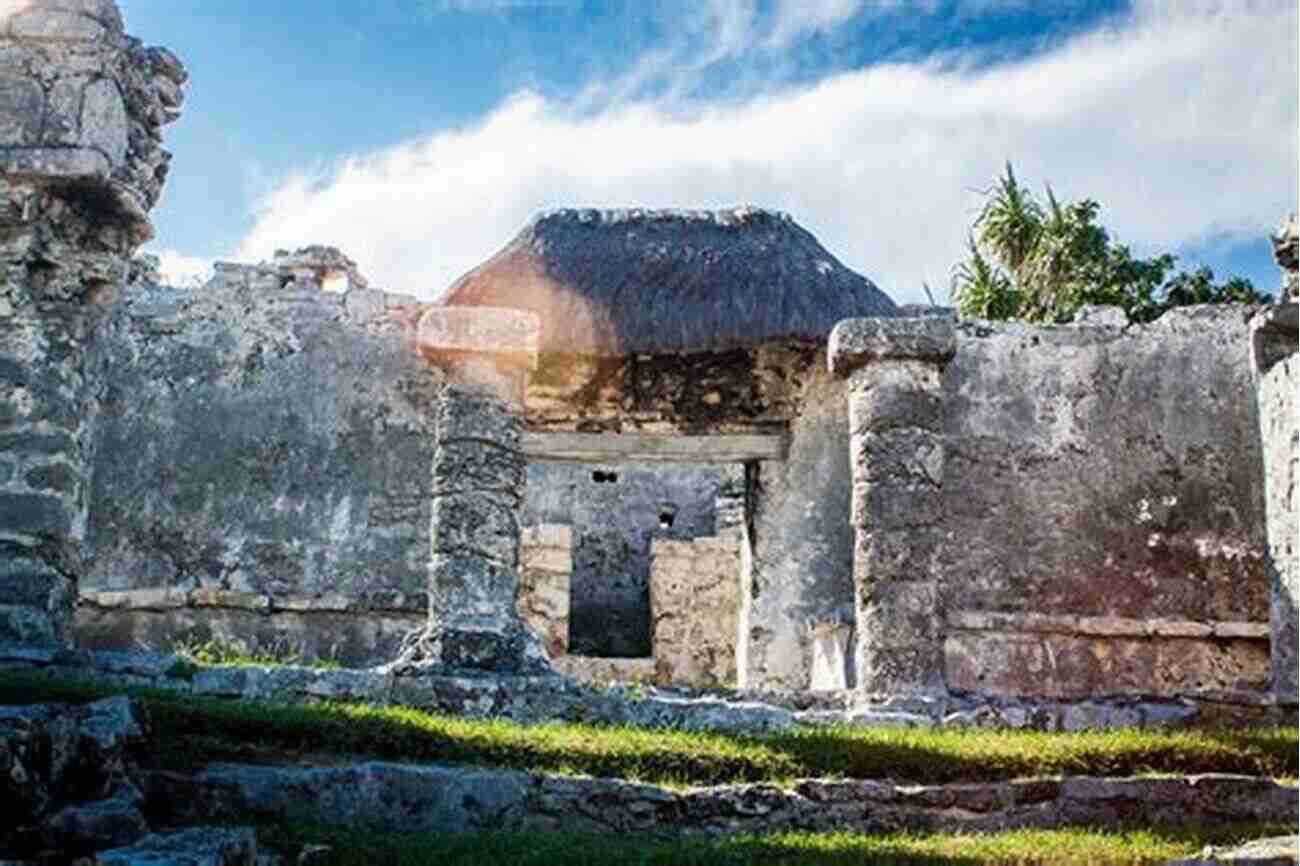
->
[657, 503, 677, 529]
[592, 470, 619, 483]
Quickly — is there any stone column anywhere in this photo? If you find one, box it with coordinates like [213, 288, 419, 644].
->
[1252, 216, 1298, 705]
[828, 317, 955, 697]
[0, 0, 184, 647]
[416, 306, 548, 674]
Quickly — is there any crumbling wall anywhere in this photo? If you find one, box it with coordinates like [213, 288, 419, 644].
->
[75, 253, 440, 666]
[0, 0, 182, 647]
[939, 307, 1271, 699]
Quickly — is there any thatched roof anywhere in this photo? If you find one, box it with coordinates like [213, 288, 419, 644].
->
[437, 207, 898, 356]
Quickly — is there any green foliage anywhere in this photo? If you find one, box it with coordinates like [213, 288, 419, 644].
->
[952, 162, 1269, 323]
[0, 670, 1294, 789]
[257, 823, 1296, 866]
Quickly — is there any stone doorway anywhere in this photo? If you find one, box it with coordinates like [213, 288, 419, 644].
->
[513, 433, 779, 687]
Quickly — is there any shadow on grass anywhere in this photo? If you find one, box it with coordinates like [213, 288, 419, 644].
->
[0, 670, 1294, 788]
[256, 823, 1296, 866]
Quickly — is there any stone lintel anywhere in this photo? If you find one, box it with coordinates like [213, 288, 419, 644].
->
[828, 316, 957, 378]
[1, 150, 154, 241]
[418, 306, 540, 371]
[946, 610, 1270, 640]
[523, 431, 788, 463]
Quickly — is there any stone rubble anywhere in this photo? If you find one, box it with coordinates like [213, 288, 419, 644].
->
[1168, 835, 1299, 866]
[95, 826, 261, 866]
[0, 695, 149, 857]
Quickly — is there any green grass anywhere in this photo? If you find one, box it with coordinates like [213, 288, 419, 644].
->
[257, 824, 1297, 866]
[0, 670, 1294, 789]
[170, 636, 342, 670]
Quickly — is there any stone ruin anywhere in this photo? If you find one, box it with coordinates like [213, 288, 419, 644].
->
[0, 0, 1297, 716]
[0, 2, 1295, 859]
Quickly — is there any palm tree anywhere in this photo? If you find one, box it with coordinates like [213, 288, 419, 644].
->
[952, 235, 1017, 319]
[974, 162, 1042, 282]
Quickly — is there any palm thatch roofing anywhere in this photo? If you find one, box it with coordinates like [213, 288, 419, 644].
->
[437, 207, 898, 356]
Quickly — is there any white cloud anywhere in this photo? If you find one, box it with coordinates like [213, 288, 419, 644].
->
[232, 0, 1297, 305]
[150, 248, 214, 287]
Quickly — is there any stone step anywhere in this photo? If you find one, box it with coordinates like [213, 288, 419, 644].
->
[144, 761, 1298, 839]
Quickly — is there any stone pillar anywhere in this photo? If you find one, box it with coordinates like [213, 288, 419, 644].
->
[829, 317, 955, 697]
[0, 0, 184, 647]
[1253, 217, 1298, 705]
[416, 306, 548, 674]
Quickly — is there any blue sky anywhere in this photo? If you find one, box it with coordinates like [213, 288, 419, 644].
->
[118, 0, 1298, 304]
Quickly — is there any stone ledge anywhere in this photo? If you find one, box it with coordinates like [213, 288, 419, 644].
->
[145, 762, 1298, 839]
[947, 610, 1270, 640]
[78, 588, 427, 614]
[828, 316, 957, 377]
[418, 306, 539, 369]
[3, 646, 1291, 734]
[0, 146, 109, 180]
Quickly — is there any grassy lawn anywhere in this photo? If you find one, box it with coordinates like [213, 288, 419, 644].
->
[0, 670, 1294, 788]
[258, 824, 1297, 866]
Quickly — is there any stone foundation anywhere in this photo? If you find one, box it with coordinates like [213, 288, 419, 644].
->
[76, 587, 424, 667]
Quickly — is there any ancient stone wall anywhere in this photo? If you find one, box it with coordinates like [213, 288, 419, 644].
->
[938, 307, 1270, 699]
[75, 253, 439, 666]
[741, 355, 856, 691]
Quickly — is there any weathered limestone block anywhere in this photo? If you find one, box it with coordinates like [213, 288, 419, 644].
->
[830, 316, 955, 696]
[1250, 302, 1298, 704]
[945, 631, 1270, 699]
[516, 523, 571, 660]
[650, 533, 740, 687]
[417, 306, 549, 673]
